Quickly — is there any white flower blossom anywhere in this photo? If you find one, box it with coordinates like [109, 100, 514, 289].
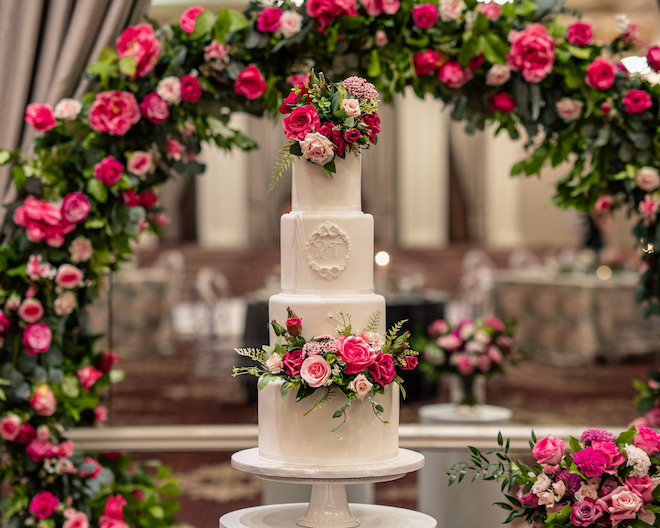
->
[625, 444, 651, 477]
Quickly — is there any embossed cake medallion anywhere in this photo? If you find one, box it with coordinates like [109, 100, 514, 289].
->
[306, 221, 351, 280]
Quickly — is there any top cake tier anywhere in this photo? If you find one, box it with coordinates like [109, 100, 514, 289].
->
[291, 154, 361, 213]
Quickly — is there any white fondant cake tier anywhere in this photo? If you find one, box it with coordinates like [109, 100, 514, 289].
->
[291, 155, 361, 212]
[280, 212, 374, 295]
[258, 380, 400, 467]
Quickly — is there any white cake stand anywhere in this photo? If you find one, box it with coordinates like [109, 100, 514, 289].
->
[230, 448, 426, 528]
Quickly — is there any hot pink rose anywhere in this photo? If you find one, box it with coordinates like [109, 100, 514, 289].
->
[94, 156, 124, 185]
[140, 92, 169, 124]
[591, 440, 625, 474]
[476, 2, 501, 20]
[344, 129, 360, 143]
[283, 349, 304, 376]
[566, 21, 593, 46]
[23, 323, 52, 355]
[25, 103, 57, 131]
[181, 74, 202, 103]
[27, 438, 55, 460]
[286, 317, 302, 335]
[370, 352, 396, 386]
[507, 23, 555, 83]
[116, 24, 161, 78]
[484, 317, 505, 332]
[586, 57, 617, 90]
[98, 351, 120, 372]
[79, 456, 104, 478]
[361, 113, 380, 143]
[283, 105, 321, 140]
[414, 50, 442, 76]
[647, 46, 660, 72]
[402, 356, 418, 370]
[180, 6, 204, 34]
[30, 385, 56, 416]
[337, 336, 376, 374]
[126, 151, 153, 176]
[597, 486, 643, 525]
[104, 494, 127, 520]
[570, 501, 603, 527]
[623, 89, 652, 115]
[56, 264, 84, 289]
[258, 7, 282, 32]
[0, 415, 22, 441]
[54, 440, 73, 458]
[532, 435, 565, 465]
[235, 64, 267, 100]
[633, 426, 660, 456]
[77, 365, 104, 392]
[439, 60, 472, 88]
[18, 298, 43, 323]
[455, 354, 474, 374]
[0, 313, 10, 333]
[166, 136, 185, 160]
[88, 91, 140, 136]
[63, 510, 89, 528]
[15, 423, 35, 444]
[491, 92, 517, 113]
[411, 3, 438, 28]
[140, 191, 158, 210]
[61, 192, 90, 224]
[595, 196, 611, 213]
[300, 356, 331, 387]
[319, 122, 347, 155]
[29, 491, 60, 519]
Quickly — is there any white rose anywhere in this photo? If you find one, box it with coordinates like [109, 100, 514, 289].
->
[536, 490, 556, 507]
[279, 11, 303, 38]
[54, 291, 76, 316]
[157, 76, 182, 105]
[485, 64, 511, 86]
[348, 374, 373, 401]
[575, 482, 599, 501]
[556, 97, 584, 120]
[341, 98, 361, 117]
[637, 167, 660, 192]
[474, 330, 491, 344]
[532, 473, 552, 495]
[552, 481, 566, 500]
[466, 340, 485, 353]
[300, 132, 335, 165]
[69, 237, 93, 263]
[266, 353, 283, 374]
[439, 0, 465, 21]
[459, 323, 474, 340]
[53, 98, 82, 120]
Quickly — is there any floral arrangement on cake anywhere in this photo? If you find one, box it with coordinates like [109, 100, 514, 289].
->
[449, 426, 660, 528]
[234, 309, 417, 432]
[272, 71, 381, 186]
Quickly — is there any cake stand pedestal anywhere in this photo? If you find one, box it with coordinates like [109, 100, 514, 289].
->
[230, 448, 430, 528]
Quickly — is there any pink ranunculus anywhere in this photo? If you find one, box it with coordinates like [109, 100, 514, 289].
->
[566, 21, 593, 46]
[18, 298, 44, 323]
[126, 151, 153, 177]
[477, 1, 501, 20]
[337, 336, 377, 374]
[95, 156, 124, 186]
[61, 192, 90, 224]
[586, 57, 617, 90]
[491, 92, 517, 113]
[156, 77, 181, 105]
[592, 440, 626, 474]
[180, 74, 202, 103]
[637, 167, 660, 192]
[633, 426, 660, 456]
[533, 435, 565, 465]
[439, 0, 465, 22]
[54, 99, 82, 121]
[56, 264, 84, 289]
[23, 323, 52, 355]
[556, 97, 584, 120]
[116, 24, 161, 78]
[370, 352, 396, 386]
[348, 373, 373, 400]
[69, 237, 93, 264]
[258, 7, 282, 32]
[98, 351, 120, 372]
[597, 486, 643, 525]
[623, 89, 652, 115]
[300, 355, 332, 387]
[647, 46, 660, 72]
[180, 6, 204, 34]
[414, 50, 442, 76]
[30, 384, 56, 416]
[88, 91, 140, 136]
[0, 415, 22, 441]
[29, 491, 60, 520]
[412, 3, 438, 28]
[103, 494, 127, 520]
[25, 103, 57, 131]
[235, 64, 267, 100]
[77, 365, 104, 392]
[439, 60, 472, 88]
[507, 23, 555, 83]
[570, 501, 603, 527]
[140, 92, 169, 124]
[283, 349, 304, 376]
[301, 132, 335, 165]
[63, 510, 89, 528]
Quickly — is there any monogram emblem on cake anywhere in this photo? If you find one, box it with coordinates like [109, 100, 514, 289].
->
[306, 222, 351, 280]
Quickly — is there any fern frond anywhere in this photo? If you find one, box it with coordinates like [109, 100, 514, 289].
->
[235, 347, 268, 366]
[268, 139, 296, 194]
[381, 319, 408, 354]
[363, 311, 381, 333]
[303, 387, 334, 416]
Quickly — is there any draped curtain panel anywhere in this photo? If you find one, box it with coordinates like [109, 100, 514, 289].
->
[0, 0, 151, 211]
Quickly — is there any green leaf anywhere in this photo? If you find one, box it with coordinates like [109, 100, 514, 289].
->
[569, 435, 581, 453]
[11, 165, 25, 193]
[228, 11, 249, 33]
[148, 505, 165, 520]
[118, 56, 137, 78]
[0, 149, 11, 165]
[214, 9, 232, 42]
[160, 483, 182, 496]
[615, 426, 637, 445]
[566, 44, 591, 60]
[87, 177, 108, 203]
[290, 142, 302, 156]
[157, 466, 172, 480]
[85, 217, 106, 229]
[99, 46, 119, 62]
[190, 11, 216, 39]
[511, 160, 526, 176]
[62, 375, 80, 398]
[257, 373, 278, 390]
[368, 49, 381, 77]
[458, 37, 479, 67]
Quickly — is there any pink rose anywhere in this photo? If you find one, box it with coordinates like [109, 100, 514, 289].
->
[566, 21, 592, 46]
[286, 317, 302, 335]
[15, 423, 35, 444]
[592, 440, 625, 474]
[644, 406, 660, 428]
[586, 57, 616, 90]
[439, 0, 465, 22]
[640, 194, 659, 226]
[62, 192, 90, 224]
[283, 349, 304, 376]
[140, 92, 169, 124]
[156, 77, 181, 105]
[507, 23, 555, 83]
[370, 352, 396, 386]
[428, 320, 449, 337]
[36, 425, 50, 441]
[127, 151, 153, 177]
[484, 317, 505, 332]
[18, 298, 43, 323]
[30, 384, 56, 416]
[23, 323, 52, 355]
[623, 89, 652, 115]
[438, 60, 472, 88]
[361, 113, 380, 143]
[69, 237, 93, 264]
[556, 97, 584, 120]
[361, 0, 382, 16]
[625, 475, 657, 501]
[300, 356, 331, 387]
[477, 2, 501, 20]
[25, 103, 57, 131]
[116, 24, 161, 78]
[637, 167, 660, 192]
[95, 405, 108, 425]
[454, 354, 474, 374]
[468, 53, 483, 69]
[0, 415, 22, 441]
[341, 98, 361, 117]
[301, 132, 335, 165]
[0, 313, 9, 333]
[88, 91, 140, 136]
[27, 438, 55, 460]
[103, 494, 127, 520]
[100, 518, 130, 528]
[98, 351, 120, 372]
[402, 356, 418, 370]
[54, 440, 73, 458]
[180, 6, 204, 34]
[54, 99, 82, 120]
[166, 136, 185, 160]
[180, 74, 202, 103]
[29, 491, 60, 520]
[412, 4, 438, 28]
[140, 191, 158, 210]
[375, 30, 388, 46]
[344, 129, 360, 143]
[532, 435, 565, 465]
[63, 510, 89, 528]
[633, 426, 660, 456]
[414, 50, 442, 76]
[80, 457, 104, 479]
[570, 501, 603, 527]
[77, 365, 104, 392]
[234, 64, 267, 100]
[258, 7, 282, 32]
[491, 92, 517, 113]
[438, 334, 462, 350]
[647, 46, 660, 72]
[348, 374, 374, 400]
[279, 11, 303, 37]
[337, 336, 376, 374]
[56, 264, 84, 289]
[381, 0, 400, 13]
[319, 122, 346, 155]
[597, 486, 643, 525]
[94, 156, 124, 185]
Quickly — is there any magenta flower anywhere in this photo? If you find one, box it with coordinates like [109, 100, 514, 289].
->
[573, 447, 609, 477]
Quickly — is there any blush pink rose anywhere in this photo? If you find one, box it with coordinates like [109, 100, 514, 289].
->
[375, 30, 388, 46]
[439, 60, 472, 88]
[27, 438, 55, 460]
[69, 237, 93, 263]
[439, 0, 465, 22]
[25, 103, 57, 131]
[341, 98, 361, 117]
[348, 373, 373, 400]
[625, 475, 657, 502]
[283, 349, 304, 376]
[56, 264, 84, 288]
[140, 92, 169, 124]
[491, 92, 517, 113]
[63, 510, 89, 528]
[556, 97, 584, 120]
[428, 320, 449, 337]
[337, 336, 377, 374]
[127, 151, 153, 176]
[77, 365, 104, 392]
[532, 435, 565, 465]
[23, 323, 52, 355]
[507, 23, 555, 83]
[361, 0, 382, 16]
[414, 50, 442, 76]
[279, 11, 304, 37]
[180, 74, 202, 103]
[586, 57, 616, 90]
[18, 298, 44, 323]
[30, 385, 56, 415]
[637, 167, 660, 192]
[54, 99, 82, 120]
[633, 426, 660, 456]
[412, 4, 438, 28]
[234, 64, 267, 99]
[647, 46, 660, 72]
[301, 132, 335, 165]
[0, 415, 22, 441]
[61, 192, 90, 224]
[380, 0, 399, 13]
[369, 352, 396, 386]
[54, 291, 76, 316]
[53, 440, 73, 458]
[88, 91, 140, 136]
[570, 501, 603, 527]
[156, 77, 181, 105]
[116, 24, 161, 78]
[597, 486, 643, 525]
[477, 2, 501, 20]
[180, 6, 204, 34]
[566, 21, 592, 46]
[595, 196, 613, 212]
[99, 517, 129, 528]
[623, 89, 652, 115]
[300, 356, 331, 387]
[258, 7, 282, 32]
[29, 491, 60, 520]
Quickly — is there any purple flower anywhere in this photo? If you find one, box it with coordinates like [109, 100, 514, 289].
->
[557, 470, 582, 496]
[573, 447, 609, 477]
[581, 428, 615, 446]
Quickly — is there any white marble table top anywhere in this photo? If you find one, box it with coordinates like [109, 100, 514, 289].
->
[419, 404, 513, 425]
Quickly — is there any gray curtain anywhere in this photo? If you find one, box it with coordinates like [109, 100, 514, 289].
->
[0, 0, 151, 209]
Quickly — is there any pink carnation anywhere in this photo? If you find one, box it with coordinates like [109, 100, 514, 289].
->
[507, 23, 555, 83]
[25, 104, 57, 131]
[116, 24, 161, 78]
[88, 91, 140, 136]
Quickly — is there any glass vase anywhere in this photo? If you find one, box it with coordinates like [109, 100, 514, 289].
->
[449, 374, 486, 412]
